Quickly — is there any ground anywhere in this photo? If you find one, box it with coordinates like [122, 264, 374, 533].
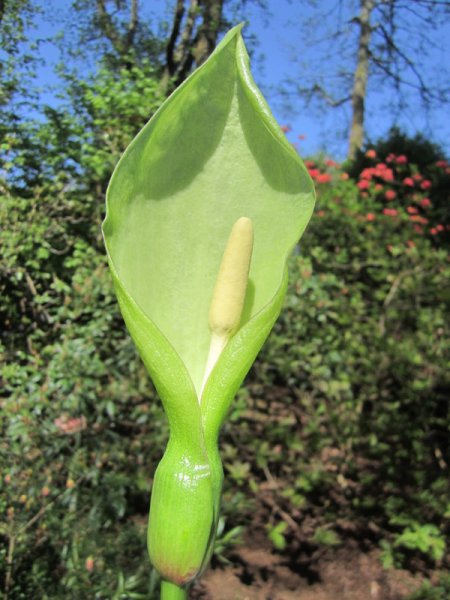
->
[191, 535, 425, 600]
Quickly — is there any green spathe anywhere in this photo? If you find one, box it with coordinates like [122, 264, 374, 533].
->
[103, 24, 315, 590]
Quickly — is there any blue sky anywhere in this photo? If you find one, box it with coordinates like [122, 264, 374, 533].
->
[23, 0, 450, 160]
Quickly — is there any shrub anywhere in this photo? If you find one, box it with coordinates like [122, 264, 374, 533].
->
[345, 127, 450, 244]
[2, 102, 448, 595]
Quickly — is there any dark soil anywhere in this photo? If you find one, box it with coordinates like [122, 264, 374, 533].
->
[191, 536, 424, 600]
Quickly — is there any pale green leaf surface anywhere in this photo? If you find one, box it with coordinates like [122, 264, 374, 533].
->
[103, 26, 315, 419]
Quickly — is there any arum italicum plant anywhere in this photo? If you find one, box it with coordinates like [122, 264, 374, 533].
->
[103, 24, 315, 600]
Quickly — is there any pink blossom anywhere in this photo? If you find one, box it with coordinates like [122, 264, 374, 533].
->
[407, 206, 418, 215]
[383, 208, 398, 217]
[360, 167, 374, 180]
[379, 168, 394, 182]
[436, 160, 448, 168]
[395, 155, 408, 165]
[420, 179, 432, 190]
[412, 173, 423, 182]
[365, 149, 377, 159]
[317, 173, 332, 184]
[85, 557, 95, 572]
[420, 198, 431, 208]
[357, 180, 370, 190]
[384, 190, 397, 201]
[54, 415, 87, 435]
[366, 213, 376, 221]
[374, 183, 383, 191]
[304, 159, 316, 168]
[403, 177, 414, 187]
[308, 168, 320, 179]
[409, 215, 428, 225]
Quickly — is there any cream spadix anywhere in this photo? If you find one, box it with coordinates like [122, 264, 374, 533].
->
[201, 217, 253, 397]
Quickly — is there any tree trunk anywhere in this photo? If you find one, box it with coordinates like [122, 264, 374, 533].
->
[348, 0, 375, 161]
[192, 0, 224, 66]
[161, 0, 224, 95]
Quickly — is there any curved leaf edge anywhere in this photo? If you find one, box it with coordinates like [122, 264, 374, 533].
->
[235, 35, 313, 182]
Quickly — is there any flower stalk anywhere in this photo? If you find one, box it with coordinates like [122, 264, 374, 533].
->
[161, 580, 187, 600]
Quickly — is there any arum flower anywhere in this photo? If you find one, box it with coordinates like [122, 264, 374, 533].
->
[102, 24, 315, 599]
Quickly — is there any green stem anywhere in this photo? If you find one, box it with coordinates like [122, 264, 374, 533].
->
[160, 580, 187, 600]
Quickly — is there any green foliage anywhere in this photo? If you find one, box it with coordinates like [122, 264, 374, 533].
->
[312, 527, 341, 547]
[0, 0, 37, 110]
[408, 573, 450, 600]
[213, 517, 244, 563]
[1, 8, 449, 598]
[267, 521, 288, 550]
[394, 524, 445, 562]
[380, 522, 446, 571]
[228, 150, 449, 574]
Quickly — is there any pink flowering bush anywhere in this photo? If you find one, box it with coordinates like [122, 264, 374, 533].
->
[297, 132, 448, 254]
[347, 128, 449, 244]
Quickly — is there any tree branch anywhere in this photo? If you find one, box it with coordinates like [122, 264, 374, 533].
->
[379, 24, 427, 89]
[173, 0, 198, 77]
[165, 0, 185, 76]
[95, 0, 126, 56]
[310, 84, 351, 107]
[192, 0, 224, 66]
[125, 0, 138, 48]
